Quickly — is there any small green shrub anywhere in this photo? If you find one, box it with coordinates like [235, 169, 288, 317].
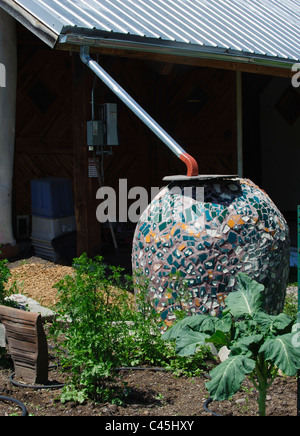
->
[122, 271, 212, 375]
[0, 257, 18, 306]
[50, 253, 133, 404]
[0, 256, 20, 363]
[283, 286, 298, 320]
[50, 254, 211, 404]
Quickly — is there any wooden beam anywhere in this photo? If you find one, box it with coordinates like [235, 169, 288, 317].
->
[58, 44, 294, 78]
[146, 60, 174, 75]
[72, 55, 101, 258]
[236, 71, 243, 177]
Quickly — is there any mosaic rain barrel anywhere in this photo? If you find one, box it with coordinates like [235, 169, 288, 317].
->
[132, 177, 290, 328]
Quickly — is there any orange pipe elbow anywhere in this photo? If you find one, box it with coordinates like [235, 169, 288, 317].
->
[180, 153, 199, 177]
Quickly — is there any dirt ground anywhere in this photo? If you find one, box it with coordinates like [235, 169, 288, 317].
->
[0, 257, 298, 417]
[0, 363, 297, 417]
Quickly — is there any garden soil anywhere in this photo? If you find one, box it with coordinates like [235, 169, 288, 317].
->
[0, 257, 298, 417]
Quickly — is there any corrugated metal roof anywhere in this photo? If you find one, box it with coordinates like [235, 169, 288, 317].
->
[1, 0, 300, 66]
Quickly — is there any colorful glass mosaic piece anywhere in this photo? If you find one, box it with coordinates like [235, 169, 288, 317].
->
[132, 178, 290, 329]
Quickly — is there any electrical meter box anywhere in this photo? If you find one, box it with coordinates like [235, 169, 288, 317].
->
[87, 104, 119, 149]
[87, 120, 104, 147]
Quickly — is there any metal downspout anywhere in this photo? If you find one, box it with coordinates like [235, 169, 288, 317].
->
[80, 46, 199, 177]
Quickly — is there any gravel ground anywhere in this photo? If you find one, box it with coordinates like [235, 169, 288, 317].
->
[6, 257, 74, 308]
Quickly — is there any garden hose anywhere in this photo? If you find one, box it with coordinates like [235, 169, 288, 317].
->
[9, 372, 65, 390]
[0, 395, 28, 416]
[6, 365, 218, 415]
[8, 355, 65, 390]
[1, 360, 64, 415]
[115, 366, 170, 372]
[203, 397, 222, 416]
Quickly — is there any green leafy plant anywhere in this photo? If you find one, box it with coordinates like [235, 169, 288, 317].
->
[0, 256, 21, 363]
[50, 254, 211, 404]
[50, 253, 134, 404]
[0, 257, 18, 306]
[162, 272, 300, 416]
[124, 271, 212, 375]
[283, 287, 298, 320]
[120, 271, 171, 368]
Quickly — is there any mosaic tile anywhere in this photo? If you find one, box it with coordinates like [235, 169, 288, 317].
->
[132, 178, 290, 329]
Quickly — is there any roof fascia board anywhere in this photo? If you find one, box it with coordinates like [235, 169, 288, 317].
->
[59, 32, 295, 70]
[0, 0, 61, 47]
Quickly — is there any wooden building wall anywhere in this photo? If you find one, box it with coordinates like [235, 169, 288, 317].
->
[13, 28, 73, 222]
[96, 59, 237, 192]
[13, 26, 237, 258]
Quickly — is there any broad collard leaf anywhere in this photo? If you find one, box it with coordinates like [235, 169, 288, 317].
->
[230, 334, 264, 358]
[206, 355, 255, 401]
[206, 330, 231, 348]
[174, 326, 210, 356]
[192, 315, 221, 334]
[214, 313, 232, 334]
[224, 273, 265, 318]
[162, 312, 234, 357]
[191, 313, 232, 335]
[234, 319, 259, 341]
[259, 333, 300, 376]
[254, 312, 294, 336]
[162, 313, 227, 342]
[161, 315, 209, 341]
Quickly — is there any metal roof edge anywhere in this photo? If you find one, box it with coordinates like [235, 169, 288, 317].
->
[59, 32, 296, 70]
[0, 0, 61, 48]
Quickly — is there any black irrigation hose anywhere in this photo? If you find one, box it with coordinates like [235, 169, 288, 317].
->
[0, 395, 28, 416]
[203, 397, 223, 417]
[9, 365, 165, 392]
[115, 366, 170, 372]
[9, 372, 65, 390]
[4, 365, 221, 416]
[0, 362, 64, 415]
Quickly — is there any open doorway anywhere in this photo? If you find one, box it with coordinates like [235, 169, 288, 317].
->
[243, 72, 300, 260]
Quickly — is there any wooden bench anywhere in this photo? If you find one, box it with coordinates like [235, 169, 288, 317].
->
[0, 305, 48, 385]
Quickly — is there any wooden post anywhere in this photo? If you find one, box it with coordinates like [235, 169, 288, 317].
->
[0, 10, 17, 251]
[236, 71, 243, 178]
[72, 54, 101, 257]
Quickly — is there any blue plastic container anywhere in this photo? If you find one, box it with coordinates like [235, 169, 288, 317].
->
[31, 177, 74, 218]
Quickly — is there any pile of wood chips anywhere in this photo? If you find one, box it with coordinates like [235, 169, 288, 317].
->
[6, 259, 74, 308]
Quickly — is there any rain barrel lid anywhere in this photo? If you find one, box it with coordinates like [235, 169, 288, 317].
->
[163, 174, 239, 182]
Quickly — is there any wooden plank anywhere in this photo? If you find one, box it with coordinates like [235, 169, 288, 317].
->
[0, 305, 48, 385]
[15, 138, 73, 154]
